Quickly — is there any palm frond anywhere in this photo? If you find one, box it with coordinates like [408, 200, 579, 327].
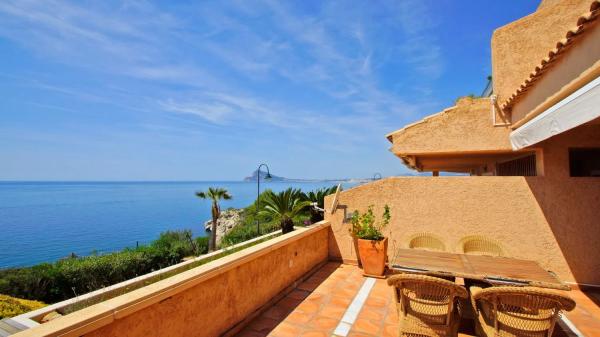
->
[301, 185, 337, 207]
[196, 187, 232, 202]
[259, 188, 309, 231]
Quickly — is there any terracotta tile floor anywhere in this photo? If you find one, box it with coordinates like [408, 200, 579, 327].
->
[238, 262, 600, 337]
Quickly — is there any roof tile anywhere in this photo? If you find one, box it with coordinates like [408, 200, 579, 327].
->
[501, 0, 600, 111]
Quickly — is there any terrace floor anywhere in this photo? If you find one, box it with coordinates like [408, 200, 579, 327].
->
[238, 262, 600, 337]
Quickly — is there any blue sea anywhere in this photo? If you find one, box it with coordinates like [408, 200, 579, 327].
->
[0, 181, 353, 268]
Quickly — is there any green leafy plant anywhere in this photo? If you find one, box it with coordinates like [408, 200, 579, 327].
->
[349, 205, 391, 241]
[301, 185, 337, 224]
[259, 188, 311, 234]
[219, 221, 279, 248]
[195, 237, 209, 255]
[153, 230, 198, 258]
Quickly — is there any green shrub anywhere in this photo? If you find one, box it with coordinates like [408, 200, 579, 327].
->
[52, 249, 158, 299]
[219, 205, 280, 248]
[219, 189, 313, 247]
[151, 230, 198, 262]
[0, 229, 201, 304]
[195, 237, 209, 254]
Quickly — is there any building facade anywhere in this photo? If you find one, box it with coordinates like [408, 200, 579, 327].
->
[326, 0, 600, 286]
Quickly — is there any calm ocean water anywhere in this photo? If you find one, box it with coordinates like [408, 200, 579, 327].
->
[0, 181, 353, 268]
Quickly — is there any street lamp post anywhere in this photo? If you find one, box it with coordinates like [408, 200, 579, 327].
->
[256, 163, 272, 235]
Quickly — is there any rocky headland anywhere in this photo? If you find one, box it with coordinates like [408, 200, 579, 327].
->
[204, 208, 245, 244]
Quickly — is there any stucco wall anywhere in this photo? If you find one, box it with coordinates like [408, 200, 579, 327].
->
[492, 0, 591, 102]
[539, 0, 571, 9]
[539, 122, 600, 178]
[14, 225, 330, 337]
[389, 97, 512, 155]
[325, 175, 600, 285]
[510, 19, 600, 124]
[86, 228, 328, 337]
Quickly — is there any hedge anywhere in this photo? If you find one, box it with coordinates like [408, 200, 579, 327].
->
[0, 230, 203, 304]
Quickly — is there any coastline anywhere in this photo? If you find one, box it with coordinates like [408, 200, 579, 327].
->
[0, 181, 351, 268]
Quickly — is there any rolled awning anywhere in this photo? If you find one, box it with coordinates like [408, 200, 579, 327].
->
[510, 75, 600, 150]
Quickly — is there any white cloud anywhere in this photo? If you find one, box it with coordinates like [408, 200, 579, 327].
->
[0, 0, 443, 158]
[159, 99, 233, 124]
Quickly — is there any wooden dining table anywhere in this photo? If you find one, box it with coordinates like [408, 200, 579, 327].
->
[389, 248, 570, 290]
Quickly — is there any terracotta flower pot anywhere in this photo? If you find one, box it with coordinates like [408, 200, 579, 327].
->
[357, 237, 388, 277]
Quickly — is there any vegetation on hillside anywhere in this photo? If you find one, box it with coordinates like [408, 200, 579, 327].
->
[219, 186, 338, 247]
[218, 199, 279, 248]
[0, 230, 205, 304]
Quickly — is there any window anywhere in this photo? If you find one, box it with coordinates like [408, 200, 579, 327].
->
[496, 154, 537, 176]
[569, 149, 600, 177]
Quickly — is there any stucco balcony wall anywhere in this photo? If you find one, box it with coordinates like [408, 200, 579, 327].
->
[325, 176, 600, 286]
[13, 223, 330, 337]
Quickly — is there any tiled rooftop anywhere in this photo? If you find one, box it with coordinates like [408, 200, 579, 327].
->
[239, 262, 600, 337]
[501, 0, 600, 110]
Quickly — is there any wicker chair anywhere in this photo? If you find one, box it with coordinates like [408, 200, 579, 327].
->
[387, 274, 468, 337]
[470, 286, 576, 337]
[458, 236, 504, 257]
[408, 233, 446, 252]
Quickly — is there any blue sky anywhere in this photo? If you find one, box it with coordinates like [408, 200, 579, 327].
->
[0, 1, 537, 181]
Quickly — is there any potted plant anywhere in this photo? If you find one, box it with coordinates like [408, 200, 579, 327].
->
[349, 205, 391, 278]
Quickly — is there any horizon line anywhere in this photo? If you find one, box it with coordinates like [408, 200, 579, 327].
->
[0, 178, 370, 183]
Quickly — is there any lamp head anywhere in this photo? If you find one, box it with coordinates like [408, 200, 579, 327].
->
[265, 172, 272, 180]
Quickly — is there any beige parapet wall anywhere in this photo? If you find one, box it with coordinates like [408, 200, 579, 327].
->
[14, 223, 330, 337]
[388, 97, 512, 156]
[14, 231, 282, 327]
[325, 176, 600, 286]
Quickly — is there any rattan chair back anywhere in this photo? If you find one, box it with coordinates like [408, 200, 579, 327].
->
[471, 286, 576, 337]
[408, 233, 446, 252]
[459, 235, 504, 257]
[388, 274, 468, 337]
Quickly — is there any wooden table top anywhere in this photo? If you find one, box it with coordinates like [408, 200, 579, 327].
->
[389, 248, 569, 290]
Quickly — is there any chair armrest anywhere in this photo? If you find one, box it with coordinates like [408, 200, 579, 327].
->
[455, 285, 468, 299]
[469, 286, 483, 313]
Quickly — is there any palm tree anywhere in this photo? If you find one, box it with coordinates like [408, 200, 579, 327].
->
[302, 186, 338, 224]
[196, 187, 232, 252]
[259, 188, 310, 234]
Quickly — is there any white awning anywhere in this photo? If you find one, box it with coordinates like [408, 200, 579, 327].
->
[510, 75, 600, 150]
